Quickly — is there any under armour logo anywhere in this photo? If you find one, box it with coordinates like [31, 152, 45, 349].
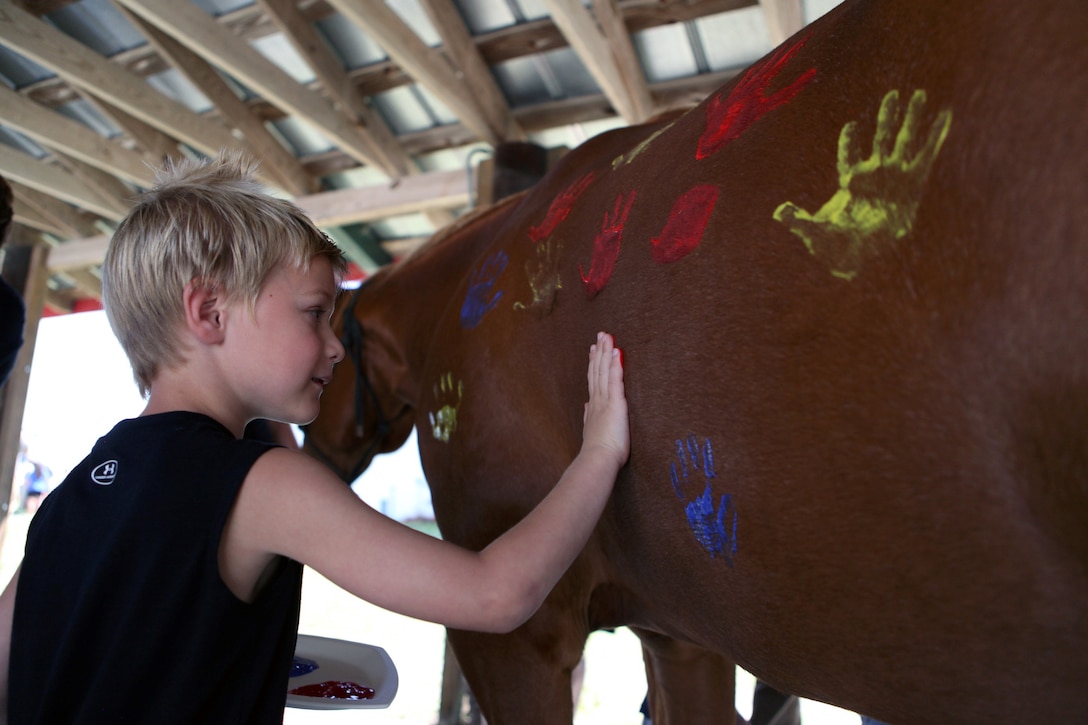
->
[91, 460, 118, 486]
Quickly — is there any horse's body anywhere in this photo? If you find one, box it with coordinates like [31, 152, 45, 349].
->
[304, 1, 1088, 722]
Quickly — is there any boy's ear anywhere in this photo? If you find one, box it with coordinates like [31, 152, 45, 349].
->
[183, 280, 226, 344]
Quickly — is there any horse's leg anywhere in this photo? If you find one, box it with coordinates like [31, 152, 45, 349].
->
[634, 627, 741, 725]
[750, 680, 800, 725]
[447, 614, 585, 725]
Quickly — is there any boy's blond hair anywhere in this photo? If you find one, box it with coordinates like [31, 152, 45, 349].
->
[103, 152, 346, 396]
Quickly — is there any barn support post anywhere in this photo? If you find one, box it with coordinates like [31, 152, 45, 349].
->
[474, 142, 564, 208]
[0, 235, 50, 556]
[490, 142, 550, 201]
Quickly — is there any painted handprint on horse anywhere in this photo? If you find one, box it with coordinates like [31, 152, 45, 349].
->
[429, 373, 464, 443]
[669, 434, 738, 565]
[460, 250, 509, 329]
[514, 237, 564, 316]
[774, 88, 953, 280]
[697, 34, 816, 159]
[580, 189, 637, 298]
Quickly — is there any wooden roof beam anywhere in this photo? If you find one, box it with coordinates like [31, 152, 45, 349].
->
[0, 3, 246, 163]
[62, 266, 103, 300]
[539, 0, 652, 123]
[113, 0, 400, 178]
[11, 182, 101, 239]
[256, 0, 455, 232]
[590, 0, 653, 122]
[50, 151, 133, 218]
[10, 201, 67, 239]
[0, 84, 156, 188]
[759, 0, 804, 45]
[294, 68, 737, 179]
[0, 143, 126, 221]
[298, 168, 469, 227]
[257, 0, 414, 179]
[116, 5, 316, 197]
[418, 0, 525, 142]
[45, 167, 471, 272]
[82, 98, 183, 167]
[324, 0, 504, 146]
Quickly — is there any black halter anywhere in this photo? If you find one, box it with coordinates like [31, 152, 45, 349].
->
[303, 285, 396, 483]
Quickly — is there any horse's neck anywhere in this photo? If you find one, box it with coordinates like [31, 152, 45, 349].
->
[374, 196, 519, 368]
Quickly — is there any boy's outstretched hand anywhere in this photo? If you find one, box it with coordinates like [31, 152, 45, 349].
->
[583, 332, 630, 470]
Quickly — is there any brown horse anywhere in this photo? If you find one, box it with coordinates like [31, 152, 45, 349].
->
[303, 0, 1088, 722]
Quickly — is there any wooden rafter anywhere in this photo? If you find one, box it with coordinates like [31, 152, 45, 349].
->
[325, 0, 511, 146]
[46, 166, 471, 271]
[112, 0, 398, 177]
[417, 0, 525, 142]
[538, 0, 642, 122]
[0, 143, 126, 221]
[759, 0, 804, 45]
[116, 5, 317, 197]
[0, 84, 155, 187]
[10, 182, 100, 238]
[257, 0, 413, 179]
[0, 3, 241, 161]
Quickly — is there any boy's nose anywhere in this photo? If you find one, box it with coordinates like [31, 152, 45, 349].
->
[328, 332, 345, 364]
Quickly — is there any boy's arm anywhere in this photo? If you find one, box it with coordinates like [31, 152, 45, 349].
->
[226, 333, 628, 632]
[0, 566, 20, 725]
[471, 331, 628, 626]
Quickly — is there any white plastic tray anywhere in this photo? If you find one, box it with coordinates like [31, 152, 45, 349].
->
[286, 634, 399, 710]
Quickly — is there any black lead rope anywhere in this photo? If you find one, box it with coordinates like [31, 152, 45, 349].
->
[340, 287, 392, 442]
[304, 285, 395, 483]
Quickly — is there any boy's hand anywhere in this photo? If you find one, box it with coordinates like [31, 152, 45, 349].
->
[583, 332, 630, 468]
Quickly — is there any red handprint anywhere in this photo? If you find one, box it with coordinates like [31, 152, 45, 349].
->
[697, 34, 816, 160]
[580, 189, 637, 298]
[651, 184, 719, 264]
[529, 171, 597, 243]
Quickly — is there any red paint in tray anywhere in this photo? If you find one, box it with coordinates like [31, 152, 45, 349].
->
[289, 680, 376, 700]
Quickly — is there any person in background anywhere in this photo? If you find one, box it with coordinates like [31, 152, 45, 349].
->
[11, 443, 32, 515]
[0, 175, 25, 388]
[20, 461, 51, 516]
[0, 152, 630, 724]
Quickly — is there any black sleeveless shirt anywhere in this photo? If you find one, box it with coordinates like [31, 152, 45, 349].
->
[11, 412, 303, 724]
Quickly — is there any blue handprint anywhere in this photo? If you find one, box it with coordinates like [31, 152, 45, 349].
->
[669, 433, 716, 498]
[668, 434, 738, 565]
[460, 250, 509, 330]
[686, 485, 738, 563]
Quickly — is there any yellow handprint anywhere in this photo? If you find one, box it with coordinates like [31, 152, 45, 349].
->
[428, 373, 464, 443]
[774, 89, 953, 280]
